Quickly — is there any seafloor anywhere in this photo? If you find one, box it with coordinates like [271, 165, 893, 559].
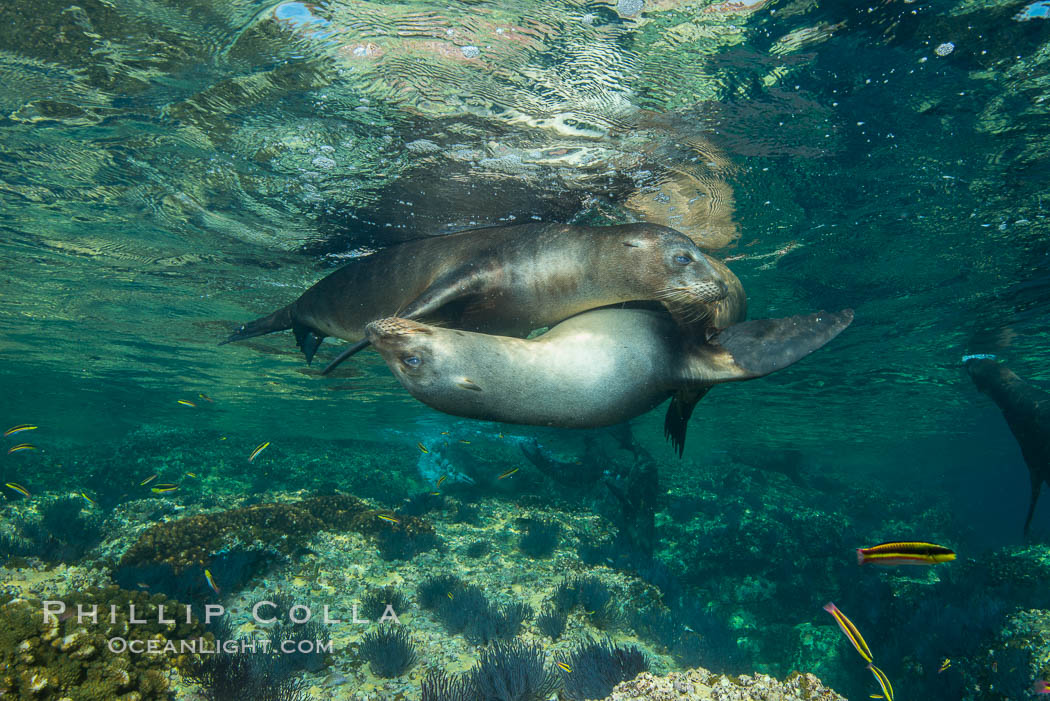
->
[3, 424, 1049, 700]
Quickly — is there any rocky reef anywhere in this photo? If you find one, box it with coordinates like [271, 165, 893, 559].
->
[602, 668, 844, 701]
[0, 586, 206, 701]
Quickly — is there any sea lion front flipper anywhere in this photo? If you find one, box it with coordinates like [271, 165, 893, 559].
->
[321, 339, 371, 375]
[397, 265, 492, 321]
[1024, 473, 1043, 536]
[664, 388, 712, 458]
[704, 309, 854, 380]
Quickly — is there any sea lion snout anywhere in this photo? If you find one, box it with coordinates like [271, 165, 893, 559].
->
[365, 317, 433, 344]
[690, 279, 728, 303]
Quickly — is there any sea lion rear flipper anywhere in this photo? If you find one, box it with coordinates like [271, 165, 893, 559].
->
[664, 388, 712, 458]
[1024, 474, 1043, 536]
[293, 325, 326, 365]
[706, 309, 854, 380]
[220, 305, 294, 345]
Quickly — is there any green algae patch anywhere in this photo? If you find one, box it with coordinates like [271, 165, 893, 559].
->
[119, 494, 434, 571]
[0, 586, 207, 701]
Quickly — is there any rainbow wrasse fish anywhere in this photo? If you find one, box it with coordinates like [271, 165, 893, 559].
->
[7, 443, 37, 454]
[198, 393, 214, 403]
[417, 442, 429, 454]
[204, 569, 220, 595]
[497, 467, 519, 480]
[4, 424, 37, 437]
[248, 442, 270, 463]
[151, 483, 179, 493]
[80, 492, 96, 506]
[177, 399, 196, 408]
[140, 473, 159, 486]
[5, 482, 30, 498]
[823, 602, 873, 663]
[856, 541, 956, 566]
[867, 663, 894, 701]
[555, 661, 572, 673]
[377, 514, 400, 524]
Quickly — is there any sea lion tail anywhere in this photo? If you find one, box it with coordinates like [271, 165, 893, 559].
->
[220, 305, 294, 345]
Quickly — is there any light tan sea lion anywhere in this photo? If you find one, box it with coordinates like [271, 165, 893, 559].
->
[366, 308, 853, 452]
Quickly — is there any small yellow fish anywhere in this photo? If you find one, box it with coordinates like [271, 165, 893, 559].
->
[80, 492, 96, 506]
[429, 491, 441, 496]
[498, 467, 519, 480]
[185, 472, 197, 478]
[556, 661, 572, 673]
[7, 443, 37, 454]
[436, 475, 447, 487]
[938, 658, 951, 673]
[447, 591, 454, 600]
[248, 442, 270, 463]
[459, 440, 471, 444]
[140, 473, 158, 486]
[867, 663, 894, 701]
[5, 482, 30, 498]
[177, 399, 196, 408]
[498, 433, 504, 439]
[417, 442, 429, 454]
[440, 431, 450, 435]
[198, 393, 214, 403]
[377, 514, 400, 524]
[151, 484, 178, 493]
[204, 569, 220, 594]
[4, 424, 37, 437]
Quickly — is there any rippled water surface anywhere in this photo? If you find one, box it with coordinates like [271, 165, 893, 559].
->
[2, 0, 1050, 699]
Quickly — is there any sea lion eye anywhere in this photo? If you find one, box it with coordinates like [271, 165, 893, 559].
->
[402, 355, 422, 368]
[674, 254, 693, 265]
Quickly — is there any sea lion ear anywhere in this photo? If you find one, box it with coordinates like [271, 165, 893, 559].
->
[456, 378, 483, 392]
[622, 239, 643, 248]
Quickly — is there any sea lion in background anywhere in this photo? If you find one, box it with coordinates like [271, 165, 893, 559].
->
[964, 354, 1050, 535]
[222, 223, 735, 374]
[365, 308, 853, 450]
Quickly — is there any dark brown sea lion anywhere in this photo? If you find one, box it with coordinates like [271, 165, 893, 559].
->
[222, 223, 736, 373]
[365, 308, 853, 451]
[964, 355, 1050, 535]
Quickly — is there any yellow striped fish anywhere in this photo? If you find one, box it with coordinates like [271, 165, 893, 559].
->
[377, 514, 400, 524]
[7, 444, 36, 454]
[497, 467, 519, 480]
[417, 442, 429, 454]
[4, 424, 37, 437]
[5, 482, 30, 498]
[823, 602, 873, 663]
[248, 442, 270, 463]
[151, 484, 178, 493]
[556, 661, 572, 673]
[868, 663, 894, 701]
[177, 399, 196, 408]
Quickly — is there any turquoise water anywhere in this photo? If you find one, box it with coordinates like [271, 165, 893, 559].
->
[1, 0, 1049, 699]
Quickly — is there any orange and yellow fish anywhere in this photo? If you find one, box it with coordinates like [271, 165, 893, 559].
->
[177, 399, 196, 408]
[856, 541, 955, 566]
[497, 467, 519, 480]
[440, 431, 450, 436]
[823, 602, 873, 663]
[7, 443, 36, 454]
[4, 424, 37, 437]
[248, 442, 270, 463]
[204, 569, 220, 595]
[417, 442, 429, 454]
[5, 482, 30, 498]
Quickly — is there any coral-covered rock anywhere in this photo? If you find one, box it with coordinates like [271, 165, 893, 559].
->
[602, 667, 845, 701]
